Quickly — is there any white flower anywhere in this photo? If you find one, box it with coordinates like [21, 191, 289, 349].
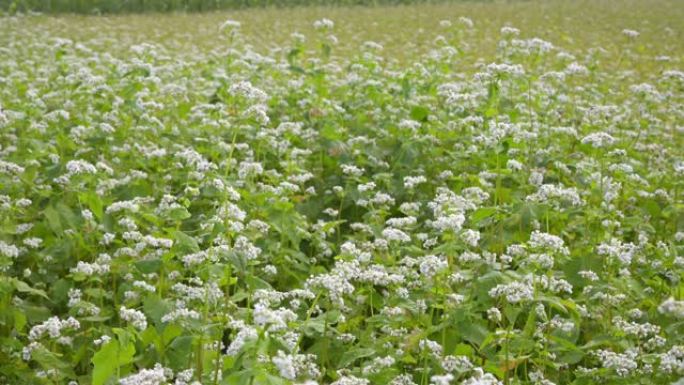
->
[313, 18, 334, 30]
[404, 175, 427, 189]
[220, 19, 241, 31]
[120, 306, 148, 331]
[622, 29, 639, 38]
[658, 298, 684, 319]
[382, 227, 411, 243]
[581, 132, 616, 148]
[489, 281, 534, 303]
[272, 351, 296, 380]
[66, 159, 97, 175]
[0, 241, 19, 258]
[119, 363, 172, 385]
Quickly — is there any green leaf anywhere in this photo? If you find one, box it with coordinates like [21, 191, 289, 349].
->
[13, 279, 50, 300]
[166, 335, 193, 370]
[470, 207, 498, 225]
[410, 106, 429, 122]
[173, 231, 200, 254]
[143, 295, 171, 326]
[167, 207, 191, 221]
[43, 205, 62, 234]
[338, 347, 375, 368]
[245, 274, 272, 290]
[92, 339, 135, 385]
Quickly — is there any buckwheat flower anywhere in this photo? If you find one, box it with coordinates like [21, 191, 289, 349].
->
[578, 270, 599, 281]
[263, 265, 277, 276]
[313, 18, 334, 30]
[161, 308, 200, 323]
[81, 209, 94, 222]
[487, 307, 502, 323]
[390, 374, 417, 385]
[331, 375, 368, 385]
[659, 345, 684, 374]
[66, 159, 97, 175]
[370, 191, 395, 206]
[462, 368, 502, 385]
[528, 170, 544, 186]
[119, 363, 172, 385]
[595, 349, 638, 376]
[341, 164, 364, 177]
[398, 119, 421, 131]
[22, 341, 42, 360]
[15, 198, 31, 207]
[219, 19, 241, 31]
[94, 335, 111, 346]
[442, 355, 473, 373]
[622, 29, 639, 38]
[133, 280, 156, 293]
[272, 350, 296, 379]
[613, 317, 659, 338]
[101, 232, 115, 245]
[419, 255, 448, 278]
[419, 339, 443, 357]
[432, 214, 465, 232]
[658, 297, 684, 319]
[458, 17, 474, 28]
[382, 227, 411, 243]
[142, 235, 173, 249]
[226, 324, 258, 356]
[174, 369, 197, 385]
[506, 159, 523, 171]
[479, 63, 525, 79]
[0, 160, 25, 175]
[234, 236, 262, 260]
[106, 200, 140, 214]
[253, 302, 297, 332]
[528, 231, 569, 255]
[430, 374, 453, 385]
[500, 26, 520, 36]
[70, 261, 109, 276]
[246, 219, 270, 234]
[120, 306, 148, 331]
[16, 223, 34, 234]
[0, 240, 19, 258]
[29, 316, 80, 341]
[404, 175, 427, 189]
[323, 208, 339, 217]
[436, 170, 452, 180]
[462, 229, 480, 247]
[529, 370, 556, 385]
[489, 281, 534, 303]
[581, 132, 616, 148]
[386, 216, 417, 229]
[357, 181, 376, 192]
[67, 288, 82, 307]
[229, 81, 268, 102]
[526, 184, 583, 207]
[597, 239, 637, 265]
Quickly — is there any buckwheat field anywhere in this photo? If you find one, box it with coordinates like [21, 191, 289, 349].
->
[1, 1, 683, 384]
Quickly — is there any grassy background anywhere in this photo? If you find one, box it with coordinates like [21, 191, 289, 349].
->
[2, 0, 491, 14]
[2, 0, 681, 67]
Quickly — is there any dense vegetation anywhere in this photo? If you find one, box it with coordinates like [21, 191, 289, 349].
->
[1, 1, 683, 385]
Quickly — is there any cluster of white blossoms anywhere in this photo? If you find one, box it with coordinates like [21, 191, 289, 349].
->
[28, 316, 80, 342]
[119, 306, 148, 331]
[488, 281, 535, 303]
